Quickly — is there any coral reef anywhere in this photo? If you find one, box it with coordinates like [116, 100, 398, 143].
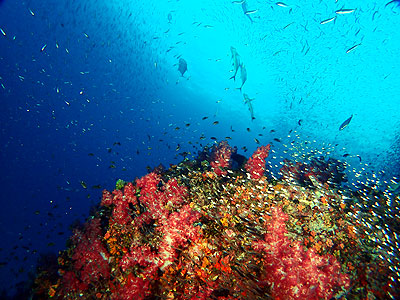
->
[33, 141, 399, 300]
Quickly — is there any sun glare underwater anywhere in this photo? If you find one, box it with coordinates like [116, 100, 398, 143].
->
[0, 0, 400, 299]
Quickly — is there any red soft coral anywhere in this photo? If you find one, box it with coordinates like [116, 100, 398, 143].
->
[245, 144, 271, 180]
[111, 273, 151, 300]
[120, 244, 160, 272]
[117, 244, 160, 299]
[67, 219, 110, 292]
[210, 141, 232, 176]
[158, 204, 202, 270]
[101, 189, 113, 206]
[136, 173, 189, 222]
[100, 183, 138, 225]
[161, 178, 188, 208]
[136, 172, 168, 220]
[61, 271, 88, 292]
[253, 207, 350, 299]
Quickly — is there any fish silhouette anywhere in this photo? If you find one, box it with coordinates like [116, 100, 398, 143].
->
[242, 1, 254, 23]
[243, 93, 255, 120]
[239, 64, 247, 92]
[386, 0, 400, 8]
[339, 114, 353, 131]
[230, 46, 242, 81]
[178, 58, 187, 77]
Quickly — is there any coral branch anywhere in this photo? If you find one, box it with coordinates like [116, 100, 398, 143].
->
[245, 144, 271, 179]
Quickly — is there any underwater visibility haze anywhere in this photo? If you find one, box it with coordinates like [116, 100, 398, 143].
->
[0, 0, 400, 298]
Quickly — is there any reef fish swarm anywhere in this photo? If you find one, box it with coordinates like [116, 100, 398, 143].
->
[34, 141, 399, 300]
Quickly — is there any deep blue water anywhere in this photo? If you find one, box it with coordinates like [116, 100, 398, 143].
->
[0, 0, 399, 297]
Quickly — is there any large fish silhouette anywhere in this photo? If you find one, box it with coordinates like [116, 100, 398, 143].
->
[243, 93, 255, 120]
[178, 58, 187, 77]
[230, 47, 242, 81]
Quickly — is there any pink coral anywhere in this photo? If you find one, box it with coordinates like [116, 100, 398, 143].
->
[101, 189, 113, 206]
[210, 141, 233, 176]
[112, 273, 151, 300]
[68, 218, 110, 291]
[117, 245, 160, 300]
[100, 183, 138, 225]
[244, 144, 271, 180]
[121, 174, 199, 272]
[110, 189, 131, 225]
[123, 182, 138, 205]
[120, 244, 160, 272]
[253, 207, 350, 300]
[158, 204, 202, 270]
[161, 178, 188, 208]
[136, 173, 189, 222]
[136, 172, 160, 196]
[136, 172, 167, 220]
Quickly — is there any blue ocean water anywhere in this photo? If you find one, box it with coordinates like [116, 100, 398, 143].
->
[0, 0, 399, 297]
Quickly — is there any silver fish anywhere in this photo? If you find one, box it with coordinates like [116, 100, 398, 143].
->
[242, 1, 254, 23]
[239, 64, 247, 91]
[245, 10, 258, 15]
[320, 16, 336, 24]
[346, 43, 361, 53]
[230, 47, 242, 81]
[243, 93, 255, 120]
[339, 114, 353, 130]
[335, 8, 355, 14]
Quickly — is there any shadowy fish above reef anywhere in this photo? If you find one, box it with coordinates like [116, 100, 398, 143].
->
[33, 141, 399, 299]
[178, 58, 187, 76]
[229, 46, 242, 81]
[243, 93, 255, 120]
